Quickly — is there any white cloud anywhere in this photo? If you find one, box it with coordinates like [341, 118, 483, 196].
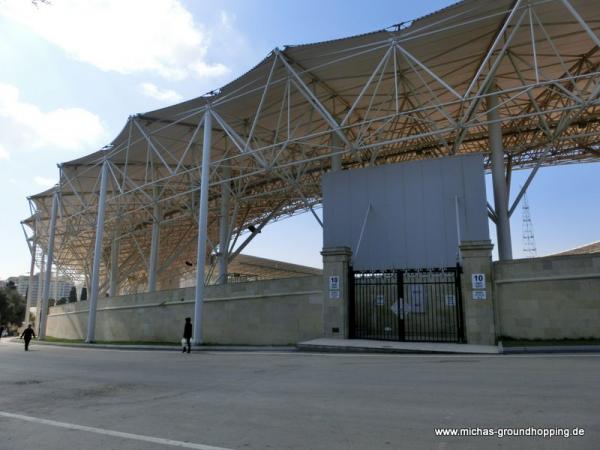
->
[34, 176, 57, 188]
[1, 0, 231, 81]
[190, 61, 230, 78]
[219, 10, 233, 28]
[0, 144, 9, 160]
[139, 82, 183, 103]
[208, 10, 256, 76]
[0, 82, 105, 154]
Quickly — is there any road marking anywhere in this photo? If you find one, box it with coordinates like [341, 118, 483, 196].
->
[0, 411, 232, 450]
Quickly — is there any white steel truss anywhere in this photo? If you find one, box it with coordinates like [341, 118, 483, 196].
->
[23, 0, 600, 306]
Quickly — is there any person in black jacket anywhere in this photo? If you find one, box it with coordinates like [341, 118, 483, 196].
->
[20, 324, 36, 351]
[182, 317, 192, 353]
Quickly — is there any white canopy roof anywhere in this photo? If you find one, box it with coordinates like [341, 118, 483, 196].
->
[24, 0, 600, 289]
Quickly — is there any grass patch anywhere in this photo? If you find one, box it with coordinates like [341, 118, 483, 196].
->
[95, 340, 180, 346]
[44, 336, 178, 346]
[199, 342, 296, 347]
[500, 337, 600, 347]
[44, 336, 84, 344]
[42, 337, 295, 347]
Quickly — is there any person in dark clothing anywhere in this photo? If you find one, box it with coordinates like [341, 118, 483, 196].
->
[182, 317, 192, 353]
[0, 325, 5, 341]
[20, 324, 36, 351]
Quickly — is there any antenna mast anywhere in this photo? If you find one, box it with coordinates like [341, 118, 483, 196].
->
[522, 191, 537, 257]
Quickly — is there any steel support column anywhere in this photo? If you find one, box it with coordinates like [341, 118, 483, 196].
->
[39, 191, 59, 339]
[109, 230, 120, 297]
[218, 164, 231, 285]
[148, 197, 161, 292]
[86, 160, 110, 343]
[487, 93, 513, 260]
[193, 112, 212, 345]
[24, 236, 37, 325]
[36, 252, 45, 332]
[331, 134, 342, 171]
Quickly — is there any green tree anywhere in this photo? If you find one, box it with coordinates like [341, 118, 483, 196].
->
[68, 286, 78, 303]
[0, 287, 26, 327]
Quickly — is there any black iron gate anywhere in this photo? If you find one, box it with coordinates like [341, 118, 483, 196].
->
[349, 266, 464, 343]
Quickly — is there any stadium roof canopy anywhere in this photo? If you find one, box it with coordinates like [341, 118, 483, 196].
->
[554, 241, 600, 255]
[23, 0, 600, 292]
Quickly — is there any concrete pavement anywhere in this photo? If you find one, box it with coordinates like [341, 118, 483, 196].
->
[0, 339, 598, 449]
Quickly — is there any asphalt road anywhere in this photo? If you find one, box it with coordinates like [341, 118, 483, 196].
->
[0, 339, 598, 450]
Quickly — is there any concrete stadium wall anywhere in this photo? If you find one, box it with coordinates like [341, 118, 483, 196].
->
[494, 254, 600, 340]
[46, 276, 323, 345]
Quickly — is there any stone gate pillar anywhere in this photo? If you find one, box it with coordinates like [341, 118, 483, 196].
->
[459, 240, 497, 345]
[321, 247, 352, 339]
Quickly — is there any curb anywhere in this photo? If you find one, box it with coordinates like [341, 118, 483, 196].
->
[296, 344, 497, 355]
[10, 339, 599, 355]
[298, 345, 450, 354]
[500, 344, 600, 354]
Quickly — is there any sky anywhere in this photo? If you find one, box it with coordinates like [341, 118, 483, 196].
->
[0, 0, 598, 279]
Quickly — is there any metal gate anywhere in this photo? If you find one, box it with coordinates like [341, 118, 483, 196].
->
[349, 266, 464, 343]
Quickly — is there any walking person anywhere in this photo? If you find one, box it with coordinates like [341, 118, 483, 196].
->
[0, 325, 4, 342]
[182, 317, 192, 354]
[20, 324, 36, 351]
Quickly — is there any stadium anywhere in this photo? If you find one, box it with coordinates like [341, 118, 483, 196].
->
[23, 0, 600, 346]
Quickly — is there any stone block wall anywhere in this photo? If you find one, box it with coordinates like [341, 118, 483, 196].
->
[494, 254, 600, 340]
[46, 275, 323, 345]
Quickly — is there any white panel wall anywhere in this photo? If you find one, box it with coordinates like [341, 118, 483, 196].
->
[323, 154, 489, 269]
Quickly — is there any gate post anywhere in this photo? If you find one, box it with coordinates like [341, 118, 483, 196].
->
[459, 240, 497, 345]
[321, 247, 352, 339]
